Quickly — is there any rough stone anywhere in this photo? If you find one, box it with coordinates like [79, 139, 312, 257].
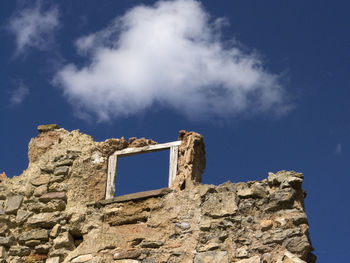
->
[16, 209, 33, 224]
[201, 192, 237, 218]
[0, 236, 16, 247]
[5, 195, 23, 214]
[175, 222, 191, 230]
[236, 245, 249, 258]
[290, 213, 308, 225]
[50, 175, 65, 183]
[198, 238, 220, 251]
[54, 166, 69, 176]
[49, 247, 71, 258]
[236, 256, 261, 263]
[237, 188, 254, 198]
[8, 246, 30, 256]
[49, 183, 67, 192]
[53, 232, 75, 250]
[260, 220, 273, 231]
[113, 250, 142, 260]
[0, 173, 6, 184]
[100, 188, 172, 205]
[140, 240, 163, 248]
[39, 191, 66, 202]
[199, 219, 211, 231]
[0, 186, 9, 200]
[268, 171, 304, 189]
[37, 124, 60, 133]
[55, 159, 73, 167]
[266, 189, 296, 212]
[31, 175, 50, 186]
[24, 240, 41, 247]
[194, 251, 228, 263]
[114, 260, 139, 263]
[27, 212, 63, 228]
[19, 229, 49, 242]
[46, 257, 60, 263]
[277, 251, 307, 263]
[284, 235, 311, 254]
[71, 254, 94, 262]
[34, 244, 51, 254]
[50, 224, 61, 238]
[0, 246, 6, 259]
[33, 184, 48, 196]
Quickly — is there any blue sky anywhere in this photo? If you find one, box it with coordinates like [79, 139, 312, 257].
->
[1, 1, 349, 262]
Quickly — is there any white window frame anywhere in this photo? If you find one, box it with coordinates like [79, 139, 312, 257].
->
[106, 141, 181, 199]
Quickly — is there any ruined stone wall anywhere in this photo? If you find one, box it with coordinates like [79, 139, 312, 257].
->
[0, 126, 315, 263]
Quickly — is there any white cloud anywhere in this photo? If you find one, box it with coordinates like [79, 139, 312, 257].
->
[7, 1, 59, 55]
[55, 0, 290, 121]
[10, 84, 29, 105]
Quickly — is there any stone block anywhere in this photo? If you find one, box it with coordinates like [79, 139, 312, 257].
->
[48, 183, 67, 192]
[71, 254, 94, 262]
[35, 244, 51, 254]
[25, 240, 41, 247]
[50, 224, 61, 238]
[0, 223, 7, 236]
[55, 159, 73, 167]
[237, 188, 254, 198]
[113, 250, 141, 260]
[54, 166, 69, 176]
[175, 222, 191, 230]
[37, 124, 60, 133]
[16, 209, 33, 224]
[0, 186, 9, 200]
[140, 240, 163, 248]
[265, 189, 296, 212]
[114, 260, 139, 263]
[40, 167, 54, 174]
[27, 212, 63, 228]
[277, 251, 307, 263]
[236, 245, 249, 258]
[194, 251, 228, 263]
[46, 256, 61, 263]
[50, 175, 65, 183]
[236, 256, 260, 263]
[260, 220, 273, 231]
[284, 235, 311, 254]
[34, 184, 48, 196]
[39, 192, 66, 202]
[49, 247, 71, 258]
[99, 188, 172, 205]
[201, 192, 237, 218]
[8, 245, 31, 256]
[53, 232, 75, 250]
[19, 229, 49, 242]
[5, 195, 23, 214]
[31, 175, 50, 186]
[0, 236, 16, 247]
[0, 246, 6, 259]
[41, 200, 66, 212]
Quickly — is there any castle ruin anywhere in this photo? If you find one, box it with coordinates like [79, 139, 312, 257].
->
[0, 125, 315, 263]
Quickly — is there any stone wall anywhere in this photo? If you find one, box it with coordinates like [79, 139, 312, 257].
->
[0, 126, 315, 263]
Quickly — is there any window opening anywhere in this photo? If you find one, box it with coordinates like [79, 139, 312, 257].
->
[106, 141, 181, 199]
[115, 150, 169, 196]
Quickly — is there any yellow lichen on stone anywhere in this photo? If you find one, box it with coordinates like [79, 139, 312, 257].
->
[37, 124, 60, 133]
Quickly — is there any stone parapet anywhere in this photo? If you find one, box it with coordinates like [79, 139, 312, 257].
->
[0, 126, 315, 263]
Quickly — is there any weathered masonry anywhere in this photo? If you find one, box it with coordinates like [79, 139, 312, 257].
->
[0, 125, 315, 263]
